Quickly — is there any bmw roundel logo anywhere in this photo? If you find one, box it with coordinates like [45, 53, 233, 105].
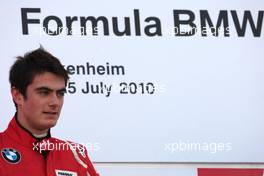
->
[1, 148, 21, 164]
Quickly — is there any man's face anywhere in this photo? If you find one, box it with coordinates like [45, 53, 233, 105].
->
[13, 72, 66, 135]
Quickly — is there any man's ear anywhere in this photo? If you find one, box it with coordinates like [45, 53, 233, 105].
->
[11, 87, 24, 107]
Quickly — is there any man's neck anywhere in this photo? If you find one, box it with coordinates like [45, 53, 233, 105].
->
[16, 112, 50, 137]
[33, 133, 48, 139]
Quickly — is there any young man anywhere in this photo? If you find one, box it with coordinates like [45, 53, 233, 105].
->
[0, 48, 99, 176]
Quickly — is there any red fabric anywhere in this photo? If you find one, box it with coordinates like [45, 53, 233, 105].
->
[0, 117, 99, 176]
[198, 168, 264, 176]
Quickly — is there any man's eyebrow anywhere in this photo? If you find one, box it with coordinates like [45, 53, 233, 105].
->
[35, 86, 66, 92]
[57, 88, 66, 92]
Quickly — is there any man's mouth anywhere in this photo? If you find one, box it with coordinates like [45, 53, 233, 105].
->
[43, 112, 58, 115]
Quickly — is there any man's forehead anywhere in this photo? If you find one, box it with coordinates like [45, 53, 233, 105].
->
[32, 72, 65, 80]
[30, 72, 66, 89]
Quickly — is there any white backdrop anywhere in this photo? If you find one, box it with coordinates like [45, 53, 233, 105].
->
[0, 0, 264, 163]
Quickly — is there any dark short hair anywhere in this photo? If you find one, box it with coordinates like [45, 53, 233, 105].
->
[9, 47, 69, 98]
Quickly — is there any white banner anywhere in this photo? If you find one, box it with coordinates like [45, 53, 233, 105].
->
[0, 0, 264, 162]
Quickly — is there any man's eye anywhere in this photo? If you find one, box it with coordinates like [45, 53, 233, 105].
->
[57, 91, 65, 97]
[39, 91, 49, 96]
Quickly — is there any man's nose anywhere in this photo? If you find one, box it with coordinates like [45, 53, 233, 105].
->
[48, 93, 60, 106]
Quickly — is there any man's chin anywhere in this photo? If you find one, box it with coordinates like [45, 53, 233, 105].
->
[42, 120, 58, 129]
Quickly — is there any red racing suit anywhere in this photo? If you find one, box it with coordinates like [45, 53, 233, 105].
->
[0, 116, 99, 176]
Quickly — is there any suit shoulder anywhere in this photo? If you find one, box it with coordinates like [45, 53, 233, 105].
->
[51, 138, 99, 175]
